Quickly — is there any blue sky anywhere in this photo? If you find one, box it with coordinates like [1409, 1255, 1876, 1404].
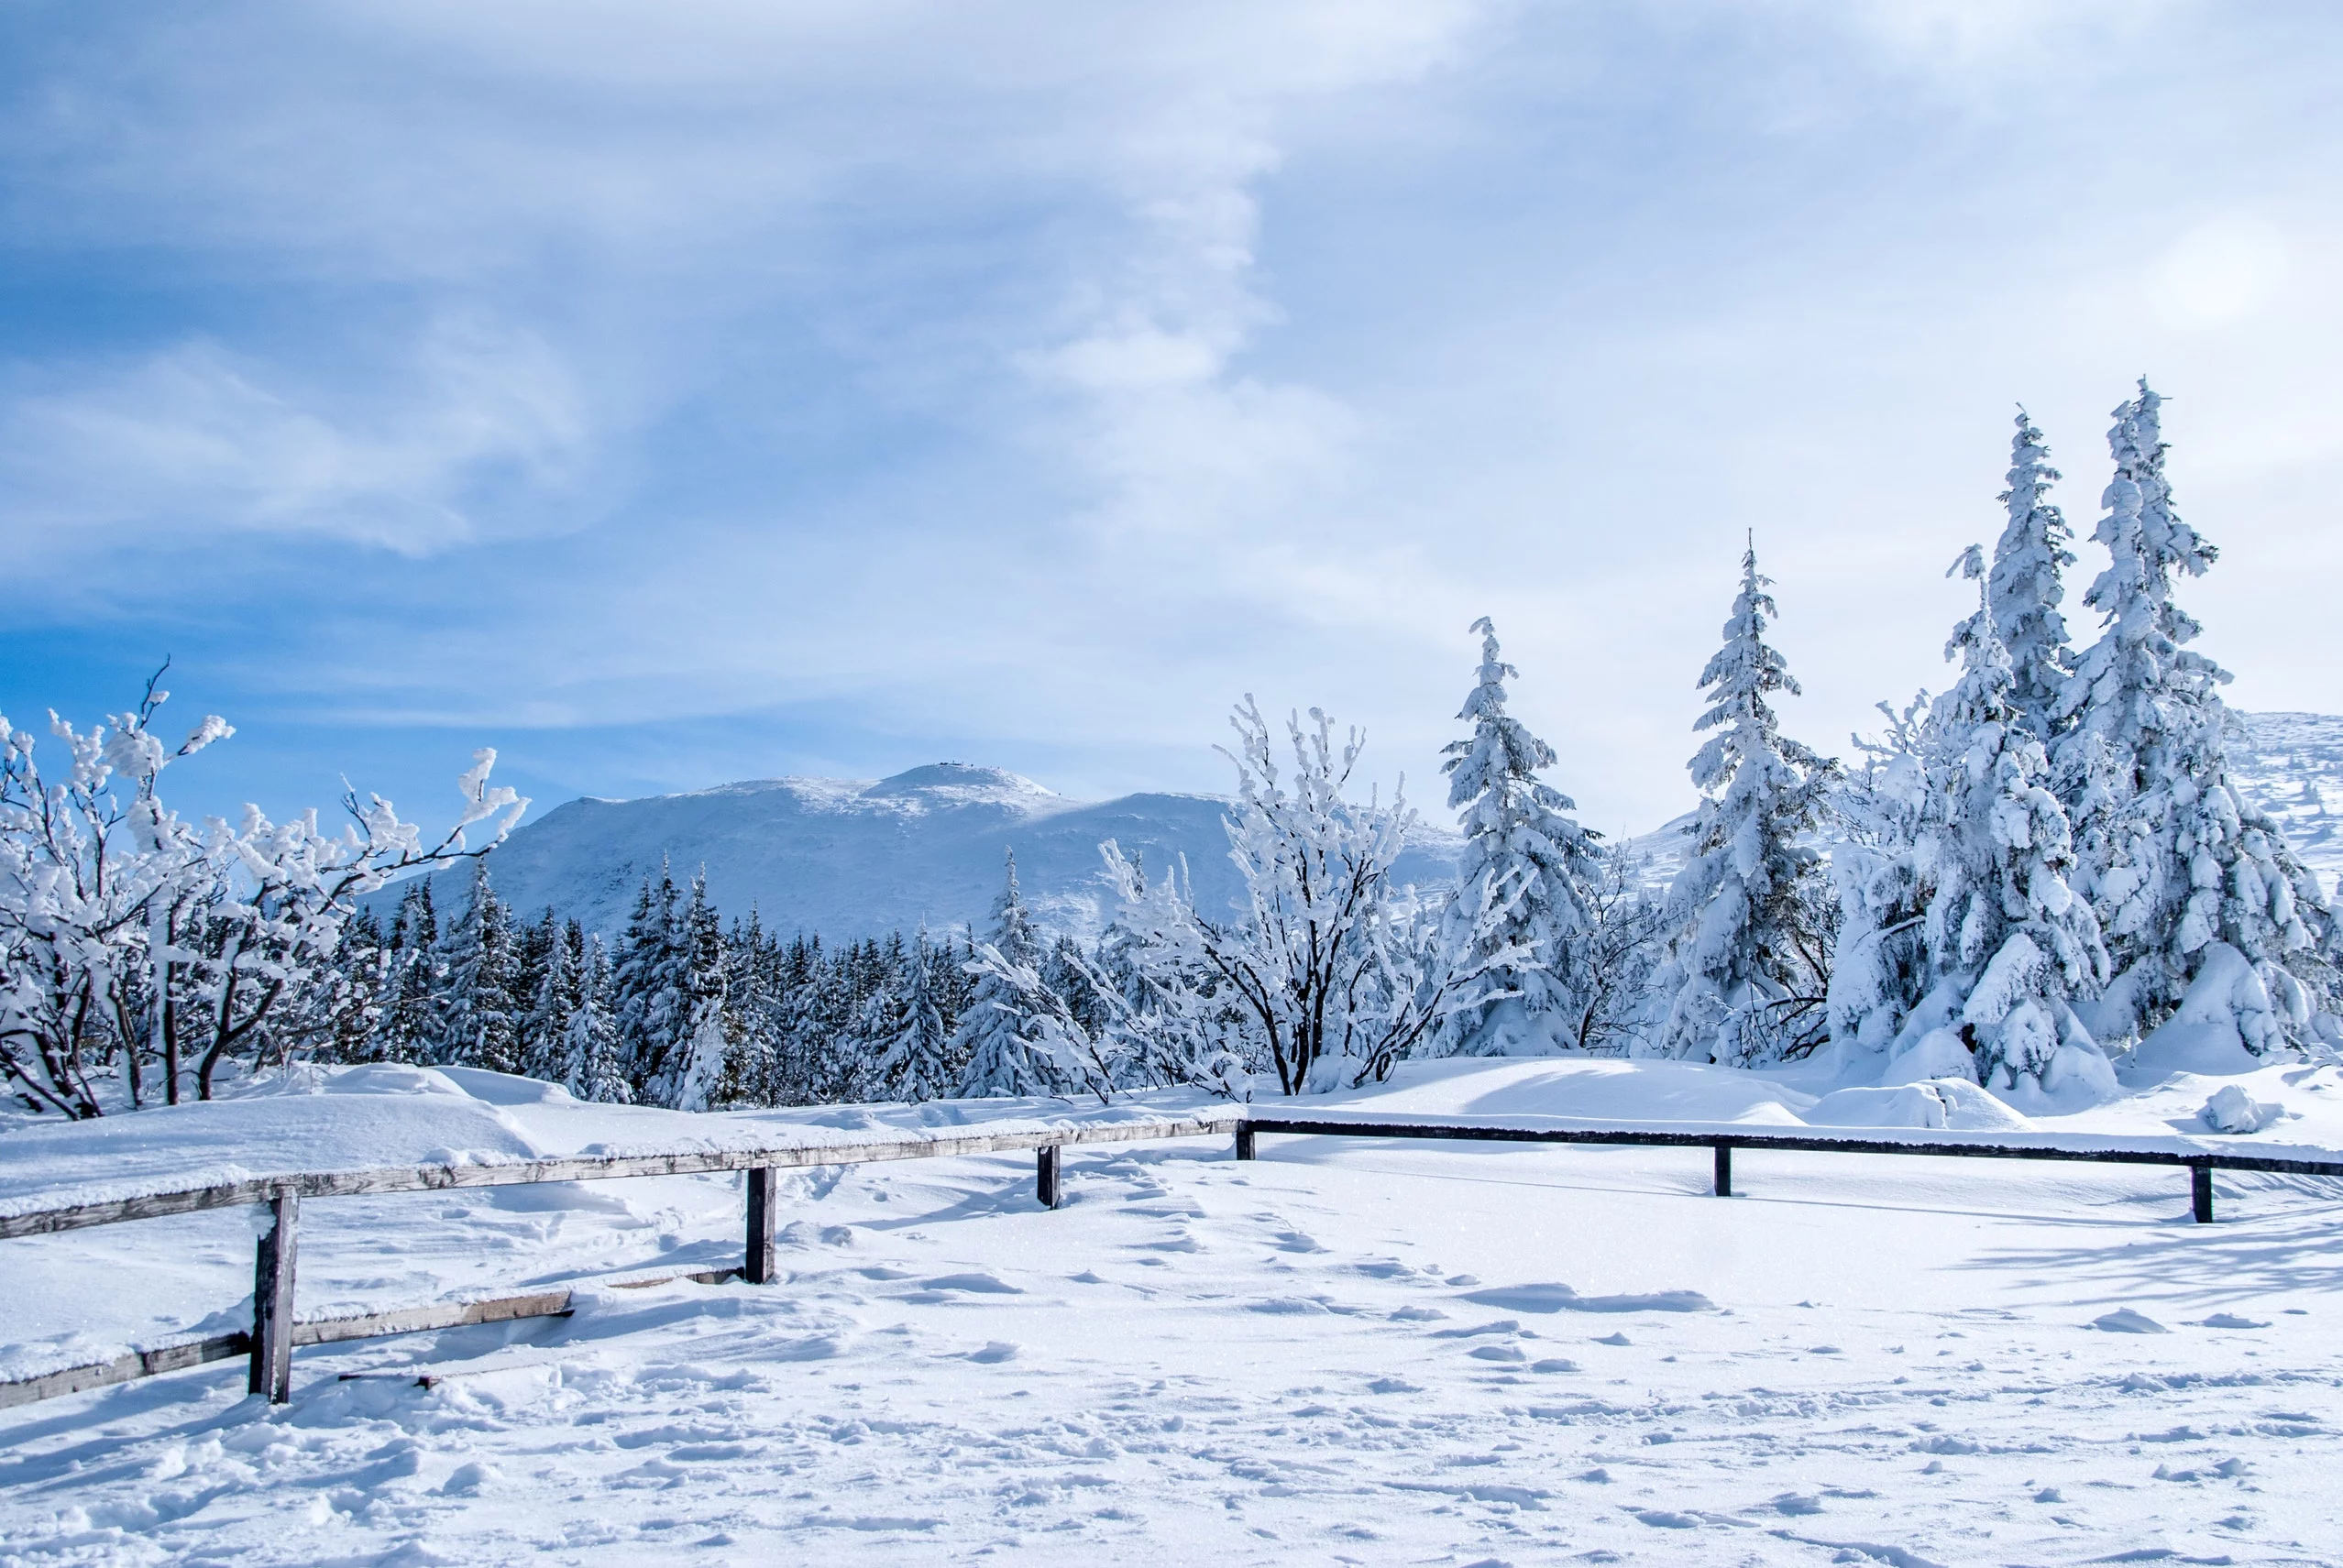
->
[4, 0, 2339, 841]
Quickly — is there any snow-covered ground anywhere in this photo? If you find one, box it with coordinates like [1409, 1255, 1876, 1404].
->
[6, 1058, 2343, 1565]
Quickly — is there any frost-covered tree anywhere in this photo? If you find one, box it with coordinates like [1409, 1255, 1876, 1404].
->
[1830, 549, 2113, 1099]
[2052, 382, 2336, 1050]
[0, 674, 524, 1113]
[566, 934, 632, 1104]
[612, 860, 689, 1099]
[955, 850, 1065, 1097]
[1099, 699, 1524, 1095]
[1435, 618, 1601, 1057]
[874, 927, 962, 1102]
[1988, 409, 2077, 746]
[654, 872, 735, 1111]
[1656, 543, 1840, 1065]
[437, 859, 522, 1074]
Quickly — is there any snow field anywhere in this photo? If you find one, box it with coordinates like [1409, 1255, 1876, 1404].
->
[4, 1129, 2341, 1566]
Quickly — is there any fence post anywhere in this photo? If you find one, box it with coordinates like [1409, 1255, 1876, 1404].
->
[1235, 1125, 1256, 1162]
[1712, 1142, 1732, 1198]
[745, 1167, 777, 1284]
[2191, 1163, 2215, 1224]
[249, 1189, 298, 1404]
[1036, 1145, 1062, 1209]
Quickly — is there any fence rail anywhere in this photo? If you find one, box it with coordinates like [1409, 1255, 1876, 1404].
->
[3, 1103, 2335, 1411]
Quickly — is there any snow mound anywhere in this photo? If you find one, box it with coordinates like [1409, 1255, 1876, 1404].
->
[2201, 1084, 2287, 1135]
[1803, 1081, 2034, 1133]
[1458, 1282, 1714, 1314]
[1323, 1058, 1817, 1124]
[2092, 1308, 2169, 1334]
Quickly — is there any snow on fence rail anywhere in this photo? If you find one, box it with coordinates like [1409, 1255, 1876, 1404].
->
[6, 1105, 2340, 1412]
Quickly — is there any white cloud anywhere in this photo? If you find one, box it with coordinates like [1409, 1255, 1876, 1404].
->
[0, 320, 591, 557]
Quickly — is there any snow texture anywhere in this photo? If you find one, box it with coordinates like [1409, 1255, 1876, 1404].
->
[6, 1054, 2343, 1564]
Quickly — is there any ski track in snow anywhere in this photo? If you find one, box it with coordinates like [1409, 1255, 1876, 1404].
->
[4, 1135, 2341, 1566]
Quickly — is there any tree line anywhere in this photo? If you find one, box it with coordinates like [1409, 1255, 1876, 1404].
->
[6, 380, 2335, 1115]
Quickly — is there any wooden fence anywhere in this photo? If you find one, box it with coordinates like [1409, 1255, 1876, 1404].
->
[4, 1105, 2336, 1411]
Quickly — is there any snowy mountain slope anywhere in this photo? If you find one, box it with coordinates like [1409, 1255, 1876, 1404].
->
[427, 762, 1462, 939]
[412, 711, 2339, 939]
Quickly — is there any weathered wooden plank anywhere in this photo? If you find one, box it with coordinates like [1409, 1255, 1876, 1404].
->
[744, 1167, 777, 1285]
[250, 1190, 297, 1403]
[292, 1289, 578, 1346]
[1712, 1142, 1732, 1198]
[1240, 1116, 2343, 1177]
[0, 1333, 248, 1409]
[1036, 1145, 1062, 1209]
[0, 1270, 762, 1410]
[2193, 1162, 2216, 1223]
[0, 1112, 1245, 1240]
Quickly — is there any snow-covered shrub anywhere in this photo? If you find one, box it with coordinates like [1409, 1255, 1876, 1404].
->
[2200, 1081, 2285, 1134]
[0, 674, 525, 1115]
[1094, 699, 1524, 1096]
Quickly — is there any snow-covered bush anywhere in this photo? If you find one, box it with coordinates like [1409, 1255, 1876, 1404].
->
[1095, 699, 1524, 1095]
[0, 674, 525, 1115]
[1655, 543, 1840, 1065]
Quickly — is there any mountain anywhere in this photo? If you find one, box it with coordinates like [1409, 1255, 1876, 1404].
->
[412, 713, 2343, 942]
[427, 762, 1463, 940]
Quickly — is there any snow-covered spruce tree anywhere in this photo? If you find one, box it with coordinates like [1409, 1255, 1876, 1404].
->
[436, 859, 522, 1074]
[1435, 618, 1601, 1057]
[1656, 543, 1840, 1065]
[522, 918, 581, 1084]
[612, 860, 688, 1100]
[566, 934, 632, 1104]
[376, 880, 443, 1065]
[955, 850, 1065, 1097]
[653, 872, 736, 1111]
[1829, 549, 2113, 1100]
[1988, 409, 2078, 747]
[2053, 382, 2336, 1051]
[1103, 699, 1524, 1095]
[874, 927, 962, 1102]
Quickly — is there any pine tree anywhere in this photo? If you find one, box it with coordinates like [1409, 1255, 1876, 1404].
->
[522, 919, 583, 1084]
[375, 879, 441, 1064]
[955, 849, 1062, 1096]
[437, 859, 522, 1073]
[1435, 617, 1601, 1056]
[612, 860, 689, 1100]
[566, 934, 632, 1104]
[653, 872, 734, 1111]
[2053, 382, 2336, 1048]
[1830, 550, 2112, 1096]
[1988, 408, 2077, 746]
[1657, 542, 1840, 1065]
[875, 927, 962, 1101]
